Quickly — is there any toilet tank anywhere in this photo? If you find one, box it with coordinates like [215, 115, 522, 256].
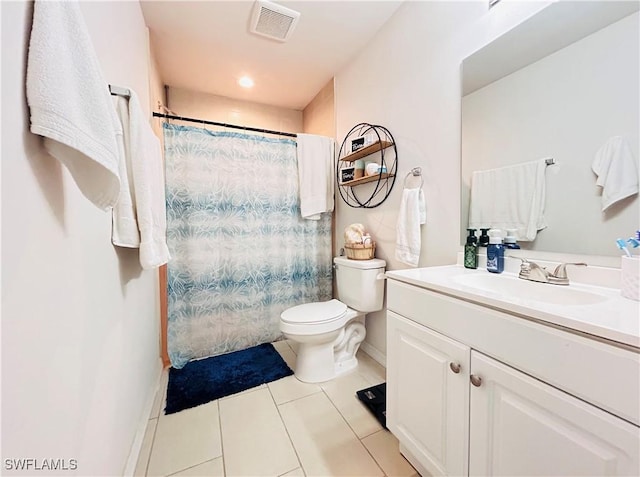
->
[334, 256, 386, 312]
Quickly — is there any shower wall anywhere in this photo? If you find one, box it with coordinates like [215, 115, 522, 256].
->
[302, 78, 335, 137]
[167, 87, 303, 133]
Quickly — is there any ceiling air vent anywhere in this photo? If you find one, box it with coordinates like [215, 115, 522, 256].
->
[249, 0, 300, 42]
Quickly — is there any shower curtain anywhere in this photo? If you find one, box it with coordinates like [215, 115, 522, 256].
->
[163, 123, 332, 368]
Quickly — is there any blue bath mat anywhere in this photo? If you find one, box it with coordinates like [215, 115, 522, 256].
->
[165, 343, 293, 414]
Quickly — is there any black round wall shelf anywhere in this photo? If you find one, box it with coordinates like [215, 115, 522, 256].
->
[336, 123, 398, 208]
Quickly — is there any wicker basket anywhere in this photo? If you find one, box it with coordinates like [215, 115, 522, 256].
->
[344, 242, 376, 260]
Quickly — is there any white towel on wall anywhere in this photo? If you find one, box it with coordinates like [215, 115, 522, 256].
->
[26, 0, 122, 210]
[296, 134, 335, 220]
[468, 158, 547, 241]
[395, 188, 426, 267]
[112, 91, 170, 270]
[112, 95, 140, 247]
[592, 136, 639, 211]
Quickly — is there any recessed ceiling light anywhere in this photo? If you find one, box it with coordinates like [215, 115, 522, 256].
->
[238, 76, 254, 88]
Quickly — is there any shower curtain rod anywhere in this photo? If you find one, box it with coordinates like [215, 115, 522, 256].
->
[152, 112, 297, 138]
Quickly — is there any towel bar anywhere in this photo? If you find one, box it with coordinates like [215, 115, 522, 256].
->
[108, 84, 130, 98]
[403, 167, 423, 189]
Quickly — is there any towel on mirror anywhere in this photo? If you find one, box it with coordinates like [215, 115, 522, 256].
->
[26, 0, 121, 210]
[395, 188, 426, 267]
[112, 91, 170, 270]
[296, 134, 335, 220]
[592, 136, 639, 211]
[468, 158, 547, 241]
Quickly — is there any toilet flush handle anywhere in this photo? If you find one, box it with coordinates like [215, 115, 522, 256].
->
[376, 273, 387, 281]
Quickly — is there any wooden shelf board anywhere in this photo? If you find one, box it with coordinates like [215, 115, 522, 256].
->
[340, 140, 394, 162]
[341, 173, 395, 187]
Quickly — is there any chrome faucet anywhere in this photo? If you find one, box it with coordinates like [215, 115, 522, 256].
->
[550, 262, 587, 285]
[518, 259, 550, 283]
[518, 259, 587, 285]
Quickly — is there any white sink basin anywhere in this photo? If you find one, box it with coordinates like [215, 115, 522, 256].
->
[453, 273, 608, 306]
[386, 265, 638, 349]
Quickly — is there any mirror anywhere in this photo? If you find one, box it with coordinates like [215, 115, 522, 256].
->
[461, 1, 639, 257]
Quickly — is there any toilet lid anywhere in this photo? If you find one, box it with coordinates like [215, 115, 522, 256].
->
[281, 299, 347, 325]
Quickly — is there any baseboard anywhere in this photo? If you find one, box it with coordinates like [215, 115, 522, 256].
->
[360, 341, 386, 368]
[123, 358, 164, 476]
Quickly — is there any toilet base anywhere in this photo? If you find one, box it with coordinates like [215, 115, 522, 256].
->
[294, 335, 340, 383]
[289, 315, 366, 384]
[333, 319, 366, 378]
[335, 355, 358, 378]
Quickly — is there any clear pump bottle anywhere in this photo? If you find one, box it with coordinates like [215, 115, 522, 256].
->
[464, 229, 478, 269]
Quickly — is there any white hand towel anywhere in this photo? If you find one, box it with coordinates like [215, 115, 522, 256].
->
[112, 95, 140, 247]
[296, 133, 335, 220]
[468, 158, 547, 241]
[26, 0, 121, 210]
[396, 188, 426, 267]
[592, 136, 639, 211]
[112, 90, 170, 270]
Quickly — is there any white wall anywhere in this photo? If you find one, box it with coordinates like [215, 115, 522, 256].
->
[1, 2, 162, 475]
[335, 1, 552, 360]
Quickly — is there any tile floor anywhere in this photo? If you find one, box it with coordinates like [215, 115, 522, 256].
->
[134, 340, 418, 477]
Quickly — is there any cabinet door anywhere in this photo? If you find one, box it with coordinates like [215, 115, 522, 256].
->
[470, 351, 640, 476]
[387, 311, 470, 476]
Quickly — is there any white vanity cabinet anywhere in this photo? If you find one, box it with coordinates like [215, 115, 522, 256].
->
[386, 311, 470, 476]
[469, 351, 639, 476]
[386, 275, 640, 477]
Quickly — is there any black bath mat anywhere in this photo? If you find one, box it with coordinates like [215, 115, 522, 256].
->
[356, 382, 387, 429]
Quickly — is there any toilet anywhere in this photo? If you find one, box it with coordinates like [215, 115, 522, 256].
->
[279, 256, 386, 383]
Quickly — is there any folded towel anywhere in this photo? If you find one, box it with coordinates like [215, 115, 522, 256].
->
[395, 188, 426, 267]
[112, 90, 170, 270]
[592, 136, 639, 211]
[296, 134, 335, 220]
[469, 158, 547, 241]
[26, 0, 121, 210]
[344, 223, 366, 244]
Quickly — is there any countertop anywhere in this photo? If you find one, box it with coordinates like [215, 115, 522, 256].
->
[386, 265, 640, 350]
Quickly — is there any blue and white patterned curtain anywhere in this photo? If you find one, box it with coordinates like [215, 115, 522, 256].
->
[163, 123, 332, 368]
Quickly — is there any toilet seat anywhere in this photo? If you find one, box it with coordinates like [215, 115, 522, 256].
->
[280, 299, 357, 336]
[280, 299, 347, 325]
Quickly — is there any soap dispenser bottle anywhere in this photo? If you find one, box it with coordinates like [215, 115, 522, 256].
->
[486, 229, 504, 274]
[478, 228, 491, 247]
[504, 229, 521, 249]
[464, 228, 478, 269]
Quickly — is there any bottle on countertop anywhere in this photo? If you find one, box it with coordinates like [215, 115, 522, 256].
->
[504, 229, 521, 249]
[464, 228, 478, 269]
[486, 229, 504, 274]
[478, 228, 491, 247]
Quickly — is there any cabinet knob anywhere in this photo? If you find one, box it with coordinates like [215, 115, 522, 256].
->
[449, 362, 461, 374]
[470, 375, 483, 387]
